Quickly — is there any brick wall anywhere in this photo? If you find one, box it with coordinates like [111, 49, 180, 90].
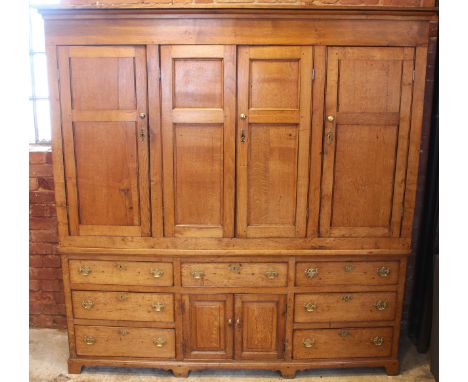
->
[29, 148, 66, 329]
[59, 0, 436, 8]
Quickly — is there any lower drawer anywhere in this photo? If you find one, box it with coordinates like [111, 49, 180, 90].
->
[75, 325, 175, 358]
[72, 291, 174, 322]
[293, 327, 393, 359]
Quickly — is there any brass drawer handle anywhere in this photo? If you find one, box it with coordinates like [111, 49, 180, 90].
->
[304, 302, 317, 312]
[228, 263, 241, 273]
[150, 268, 165, 278]
[344, 264, 354, 272]
[374, 300, 388, 311]
[265, 270, 279, 279]
[115, 263, 127, 271]
[302, 338, 315, 348]
[78, 265, 91, 276]
[83, 336, 96, 345]
[304, 267, 319, 279]
[117, 293, 128, 302]
[191, 270, 205, 280]
[153, 337, 166, 348]
[339, 329, 349, 337]
[341, 294, 353, 303]
[377, 266, 390, 278]
[371, 336, 385, 346]
[81, 300, 94, 310]
[152, 302, 166, 312]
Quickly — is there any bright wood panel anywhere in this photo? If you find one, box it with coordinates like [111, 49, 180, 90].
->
[182, 294, 233, 359]
[320, 47, 415, 238]
[58, 45, 150, 237]
[235, 294, 286, 360]
[161, 45, 236, 238]
[237, 46, 313, 238]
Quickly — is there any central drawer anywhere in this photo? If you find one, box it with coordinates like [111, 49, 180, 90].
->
[294, 292, 397, 323]
[75, 325, 175, 358]
[72, 291, 174, 322]
[181, 262, 288, 287]
[293, 327, 393, 359]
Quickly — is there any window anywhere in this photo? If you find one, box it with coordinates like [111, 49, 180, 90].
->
[29, 1, 59, 144]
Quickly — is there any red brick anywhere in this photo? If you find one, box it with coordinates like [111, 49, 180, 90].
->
[30, 164, 53, 177]
[37, 177, 55, 191]
[29, 255, 43, 267]
[422, 0, 435, 6]
[30, 229, 58, 243]
[29, 204, 56, 217]
[51, 315, 67, 328]
[383, 0, 420, 6]
[29, 267, 60, 280]
[42, 255, 61, 268]
[53, 291, 65, 304]
[29, 151, 51, 164]
[30, 191, 55, 204]
[29, 178, 39, 191]
[29, 216, 57, 230]
[42, 303, 66, 315]
[29, 243, 57, 255]
[41, 279, 62, 291]
[29, 280, 41, 291]
[30, 314, 54, 327]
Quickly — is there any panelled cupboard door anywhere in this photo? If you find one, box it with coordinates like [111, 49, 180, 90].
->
[237, 46, 313, 238]
[160, 45, 236, 238]
[320, 47, 415, 238]
[58, 46, 150, 237]
[182, 294, 234, 359]
[235, 294, 286, 360]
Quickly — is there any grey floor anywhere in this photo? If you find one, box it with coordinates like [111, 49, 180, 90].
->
[30, 329, 435, 382]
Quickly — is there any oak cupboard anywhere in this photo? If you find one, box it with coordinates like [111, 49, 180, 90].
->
[39, 3, 437, 379]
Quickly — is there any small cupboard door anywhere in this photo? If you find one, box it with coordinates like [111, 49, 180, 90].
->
[234, 294, 286, 360]
[320, 47, 415, 238]
[182, 294, 234, 359]
[160, 45, 236, 238]
[58, 46, 150, 237]
[237, 46, 313, 238]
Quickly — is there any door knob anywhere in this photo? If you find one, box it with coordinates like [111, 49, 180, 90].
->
[327, 115, 334, 122]
[240, 113, 247, 120]
[139, 112, 146, 119]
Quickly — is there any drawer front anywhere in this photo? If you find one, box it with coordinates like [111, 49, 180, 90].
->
[69, 260, 173, 286]
[296, 261, 399, 286]
[293, 327, 393, 359]
[295, 292, 397, 323]
[181, 262, 288, 287]
[75, 325, 175, 358]
[72, 291, 174, 322]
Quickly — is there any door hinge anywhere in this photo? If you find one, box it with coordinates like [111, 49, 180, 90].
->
[412, 70, 416, 82]
[306, 208, 309, 220]
[312, 68, 315, 81]
[159, 68, 161, 81]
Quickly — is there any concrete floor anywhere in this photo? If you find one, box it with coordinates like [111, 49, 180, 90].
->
[30, 329, 435, 382]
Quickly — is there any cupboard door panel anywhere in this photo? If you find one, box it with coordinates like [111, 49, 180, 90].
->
[161, 45, 236, 238]
[235, 294, 286, 360]
[320, 47, 415, 238]
[237, 46, 313, 238]
[182, 294, 233, 360]
[58, 46, 150, 237]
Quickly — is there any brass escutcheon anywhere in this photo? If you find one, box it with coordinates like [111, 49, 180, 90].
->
[150, 268, 164, 278]
[153, 337, 166, 348]
[228, 263, 241, 273]
[191, 270, 205, 280]
[344, 264, 354, 272]
[118, 329, 129, 336]
[81, 300, 94, 310]
[265, 270, 279, 279]
[304, 302, 317, 312]
[117, 293, 128, 302]
[302, 338, 315, 348]
[83, 336, 95, 345]
[377, 266, 390, 278]
[152, 302, 166, 312]
[78, 265, 91, 276]
[339, 329, 349, 337]
[374, 300, 388, 311]
[341, 294, 353, 303]
[371, 336, 385, 346]
[115, 263, 127, 271]
[304, 267, 319, 279]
